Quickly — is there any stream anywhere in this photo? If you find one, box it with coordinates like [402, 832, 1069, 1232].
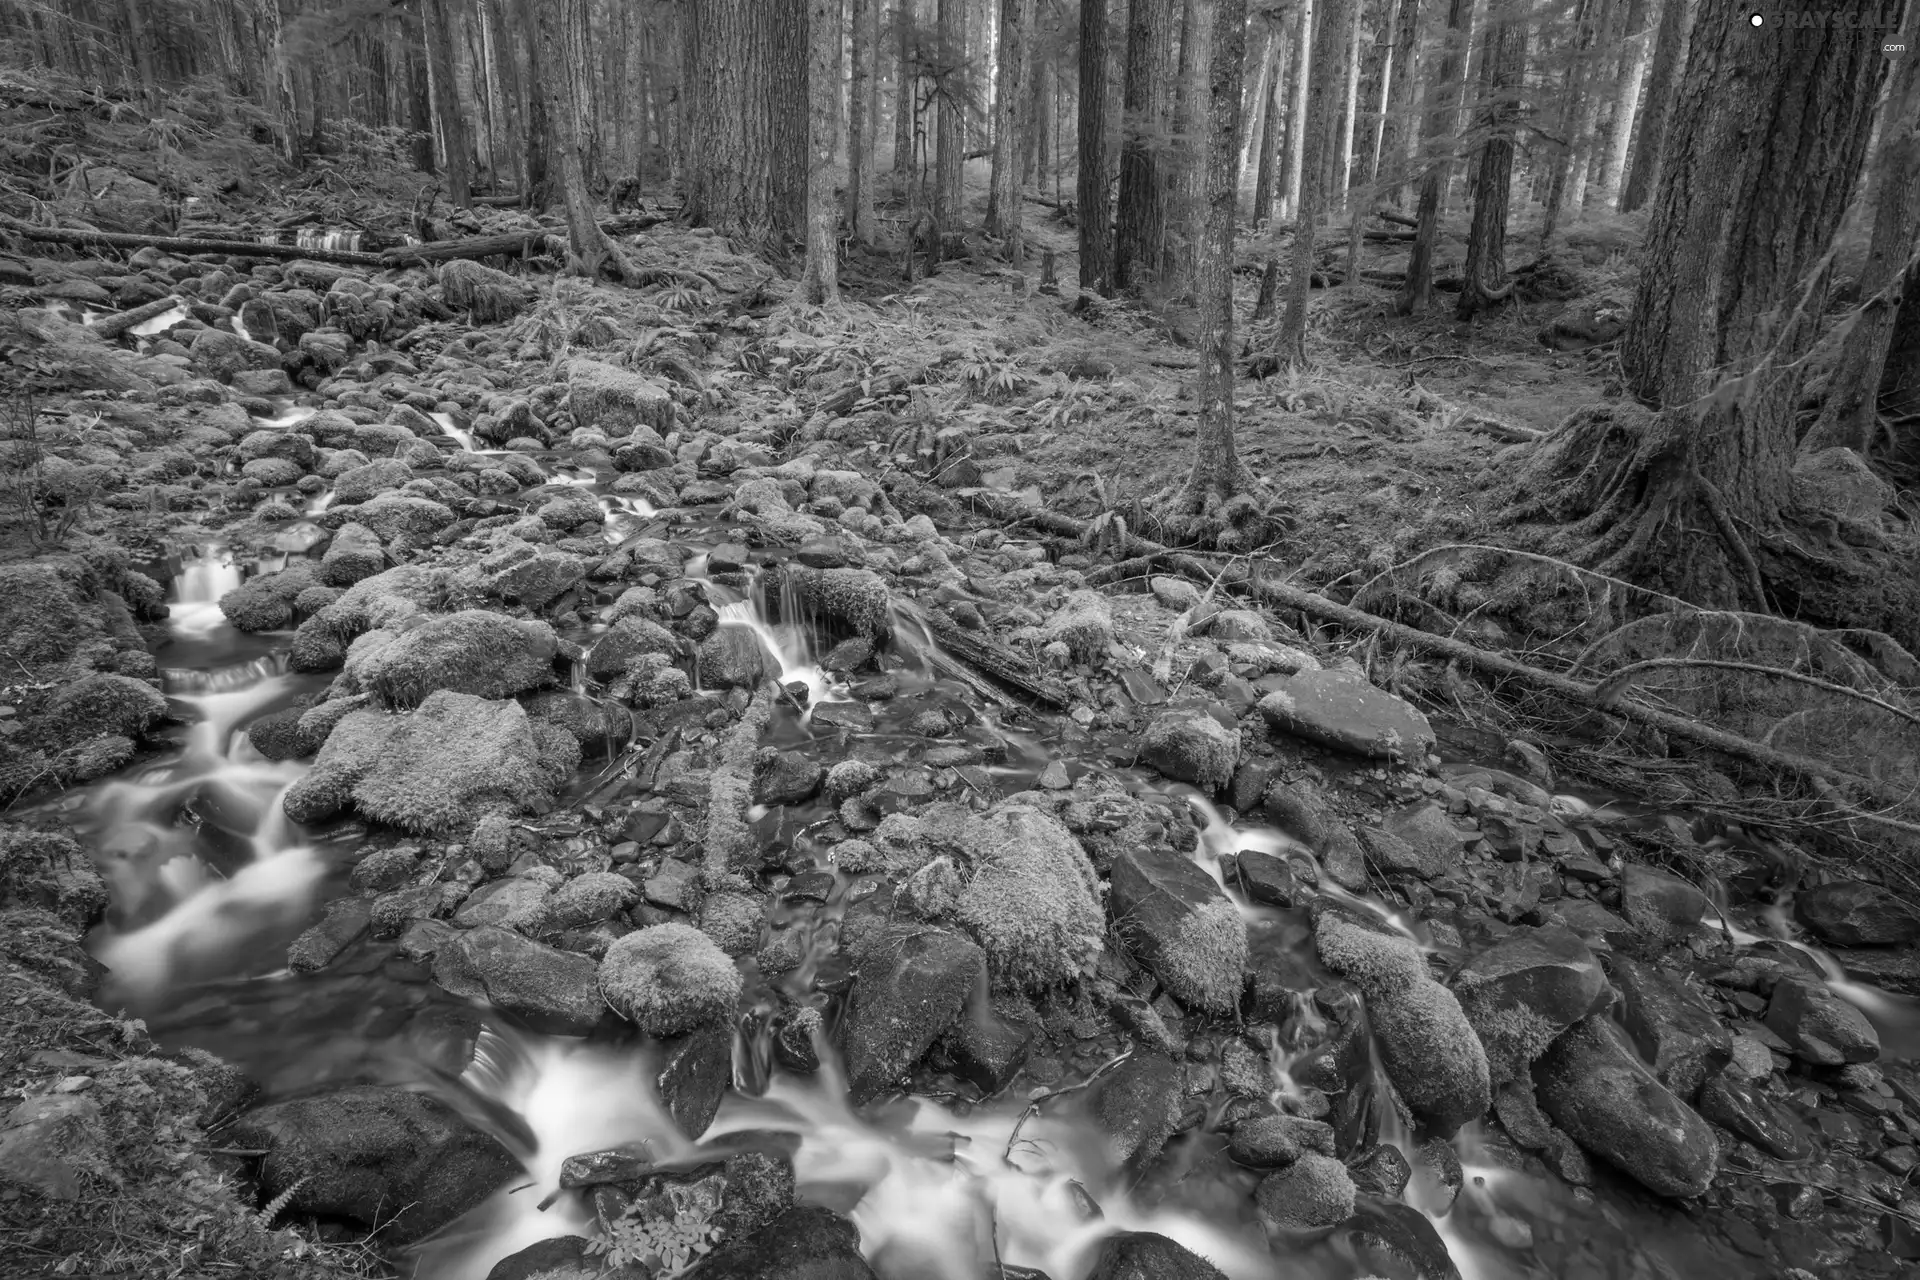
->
[38, 402, 1920, 1280]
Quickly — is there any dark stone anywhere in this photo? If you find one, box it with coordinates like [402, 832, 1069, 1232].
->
[1242, 920, 1323, 1026]
[1609, 955, 1731, 1099]
[1234, 849, 1308, 908]
[248, 707, 306, 760]
[942, 1008, 1033, 1093]
[1346, 1144, 1413, 1199]
[693, 1206, 877, 1280]
[1085, 1231, 1229, 1280]
[1262, 777, 1336, 849]
[1478, 812, 1543, 862]
[228, 1086, 518, 1244]
[1090, 1051, 1183, 1163]
[1107, 844, 1246, 1013]
[1532, 1014, 1719, 1199]
[1225, 760, 1274, 814]
[697, 628, 771, 688]
[1377, 802, 1469, 878]
[1765, 974, 1880, 1065]
[1619, 864, 1708, 942]
[822, 637, 873, 673]
[753, 749, 825, 806]
[287, 897, 371, 972]
[1228, 1113, 1336, 1168]
[656, 1022, 734, 1139]
[484, 1235, 593, 1280]
[1345, 1201, 1463, 1280]
[1452, 924, 1609, 1084]
[1795, 880, 1920, 947]
[1697, 1073, 1813, 1161]
[783, 871, 835, 903]
[838, 925, 985, 1102]
[432, 926, 604, 1036]
[559, 1143, 658, 1188]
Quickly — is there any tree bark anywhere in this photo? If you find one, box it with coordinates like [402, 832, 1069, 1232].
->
[1168, 0, 1213, 290]
[1273, 0, 1349, 365]
[986, 0, 1036, 253]
[1802, 4, 1917, 454]
[1883, 266, 1920, 476]
[1280, 0, 1312, 222]
[1376, 0, 1420, 203]
[527, 0, 626, 279]
[406, 4, 436, 173]
[686, 0, 773, 239]
[934, 0, 966, 235]
[1078, 0, 1116, 292]
[1175, 0, 1251, 516]
[1395, 0, 1469, 314]
[804, 0, 844, 303]
[1113, 0, 1178, 293]
[895, 0, 918, 189]
[262, 0, 301, 164]
[1455, 0, 1522, 319]
[1564, 0, 1620, 216]
[1590, 0, 1651, 209]
[422, 0, 471, 206]
[1333, 0, 1361, 218]
[1618, 0, 1690, 213]
[770, 0, 810, 241]
[1550, 0, 1895, 614]
[1250, 8, 1288, 226]
[849, 0, 878, 243]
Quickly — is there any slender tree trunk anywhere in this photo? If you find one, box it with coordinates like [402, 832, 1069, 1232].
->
[1618, 0, 1690, 213]
[1377, 0, 1420, 203]
[1334, 0, 1361, 216]
[934, 0, 965, 235]
[1078, 0, 1116, 291]
[1280, 0, 1312, 222]
[1590, 0, 1650, 208]
[1455, 0, 1523, 319]
[120, 0, 157, 107]
[1802, 5, 1917, 454]
[406, 5, 435, 173]
[1168, 0, 1212, 289]
[771, 0, 810, 241]
[1395, 0, 1469, 314]
[1274, 0, 1349, 364]
[895, 0, 918, 186]
[986, 0, 1036, 250]
[1566, 0, 1620, 213]
[1114, 0, 1178, 293]
[1883, 267, 1920, 474]
[263, 0, 300, 164]
[423, 0, 471, 205]
[1239, 19, 1275, 182]
[1250, 9, 1288, 226]
[1025, 45, 1052, 183]
[1179, 0, 1252, 513]
[805, 0, 845, 302]
[850, 0, 878, 242]
[687, 0, 773, 239]
[528, 0, 624, 278]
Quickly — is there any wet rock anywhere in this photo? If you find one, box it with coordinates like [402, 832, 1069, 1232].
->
[586, 616, 678, 678]
[524, 690, 630, 755]
[567, 357, 675, 437]
[1257, 669, 1435, 763]
[544, 871, 640, 931]
[1234, 849, 1310, 908]
[228, 1086, 518, 1244]
[45, 673, 166, 741]
[346, 610, 559, 705]
[320, 522, 386, 587]
[220, 562, 321, 631]
[1765, 973, 1880, 1065]
[838, 924, 984, 1102]
[1794, 880, 1920, 947]
[753, 748, 824, 806]
[1139, 706, 1239, 792]
[769, 564, 892, 640]
[1619, 864, 1708, 942]
[1108, 845, 1247, 1014]
[286, 898, 370, 972]
[1229, 1113, 1336, 1168]
[1086, 1231, 1229, 1280]
[1697, 1072, 1813, 1160]
[485, 1237, 593, 1280]
[433, 926, 604, 1035]
[1091, 1050, 1184, 1162]
[1346, 1143, 1413, 1199]
[645, 858, 705, 912]
[1533, 1013, 1719, 1198]
[1039, 589, 1114, 662]
[941, 1005, 1033, 1093]
[693, 1206, 875, 1280]
[654, 1021, 733, 1139]
[333, 458, 413, 504]
[1254, 1151, 1357, 1229]
[465, 544, 589, 610]
[1609, 955, 1730, 1099]
[1346, 1201, 1462, 1280]
[1379, 802, 1469, 877]
[454, 875, 551, 929]
[1261, 777, 1338, 849]
[1453, 924, 1612, 1084]
[697, 628, 771, 688]
[0, 831, 108, 930]
[348, 846, 421, 894]
[349, 491, 457, 540]
[1358, 826, 1447, 881]
[598, 923, 743, 1037]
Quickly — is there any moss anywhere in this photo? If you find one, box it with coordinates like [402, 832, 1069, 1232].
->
[1254, 1152, 1357, 1230]
[344, 610, 560, 706]
[439, 259, 529, 323]
[1039, 590, 1114, 663]
[303, 563, 446, 649]
[1312, 909, 1428, 997]
[0, 828, 108, 930]
[824, 760, 882, 800]
[703, 694, 772, 878]
[332, 458, 413, 504]
[218, 561, 322, 632]
[698, 891, 763, 957]
[240, 456, 303, 486]
[1140, 708, 1240, 792]
[346, 491, 456, 541]
[598, 923, 744, 1037]
[770, 564, 892, 640]
[541, 871, 640, 932]
[293, 692, 372, 754]
[1367, 979, 1493, 1137]
[40, 673, 166, 744]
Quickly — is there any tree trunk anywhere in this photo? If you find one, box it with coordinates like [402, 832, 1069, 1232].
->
[804, 0, 845, 303]
[1239, 19, 1275, 182]
[423, 0, 471, 206]
[1113, 0, 1178, 293]
[1618, 0, 1690, 213]
[849, 0, 878, 242]
[1455, 0, 1522, 319]
[686, 0, 773, 239]
[1802, 4, 1917, 454]
[528, 0, 626, 278]
[771, 0, 810, 241]
[1377, 0, 1420, 203]
[514, 0, 552, 208]
[1167, 0, 1212, 290]
[1333, 0, 1361, 217]
[406, 5, 436, 173]
[1590, 0, 1650, 209]
[934, 0, 965, 235]
[1078, 0, 1116, 292]
[986, 0, 1036, 252]
[895, 0, 918, 188]
[1250, 10, 1287, 226]
[1566, 0, 1621, 214]
[1280, 0, 1311, 222]
[1395, 0, 1469, 314]
[121, 0, 157, 107]
[263, 0, 301, 164]
[1542, 0, 1603, 244]
[1273, 0, 1349, 364]
[1549, 0, 1895, 615]
[1883, 266, 1920, 475]
[1175, 0, 1252, 519]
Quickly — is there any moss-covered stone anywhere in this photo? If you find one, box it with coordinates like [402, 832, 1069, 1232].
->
[567, 356, 675, 437]
[768, 564, 891, 640]
[1108, 844, 1246, 1013]
[1039, 590, 1114, 662]
[320, 522, 385, 586]
[346, 491, 456, 541]
[333, 458, 413, 504]
[598, 923, 744, 1037]
[542, 871, 640, 932]
[343, 610, 559, 706]
[1254, 1152, 1357, 1229]
[42, 673, 166, 743]
[218, 561, 322, 632]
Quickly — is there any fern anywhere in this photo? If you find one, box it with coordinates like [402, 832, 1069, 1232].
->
[260, 1175, 308, 1221]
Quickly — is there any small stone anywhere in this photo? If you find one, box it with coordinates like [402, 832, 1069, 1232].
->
[1228, 1114, 1336, 1168]
[1254, 1152, 1356, 1229]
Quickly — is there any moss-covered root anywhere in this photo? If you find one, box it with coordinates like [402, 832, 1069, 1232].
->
[703, 693, 772, 881]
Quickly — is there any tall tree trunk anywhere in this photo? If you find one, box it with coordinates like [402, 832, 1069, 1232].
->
[1078, 0, 1116, 292]
[1590, 0, 1650, 208]
[1377, 0, 1420, 203]
[934, 0, 965, 234]
[895, 0, 918, 187]
[1273, 0, 1348, 364]
[1025, 43, 1052, 184]
[687, 0, 773, 239]
[1395, 0, 1469, 314]
[1802, 4, 1917, 454]
[1250, 9, 1288, 227]
[423, 0, 471, 205]
[263, 0, 301, 164]
[1333, 0, 1361, 217]
[121, 0, 157, 106]
[513, 0, 551, 207]
[1114, 0, 1178, 293]
[1565, 0, 1620, 213]
[1176, 0, 1252, 515]
[986, 0, 1035, 250]
[1168, 0, 1212, 289]
[850, 0, 878, 242]
[1541, 0, 1602, 243]
[1546, 0, 1895, 614]
[528, 0, 626, 278]
[1617, 0, 1690, 213]
[805, 0, 845, 302]
[771, 0, 810, 241]
[1455, 0, 1522, 319]
[1280, 0, 1312, 221]
[1239, 19, 1275, 182]
[406, 5, 435, 173]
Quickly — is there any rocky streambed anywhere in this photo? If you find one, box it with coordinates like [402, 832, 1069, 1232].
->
[3, 243, 1920, 1280]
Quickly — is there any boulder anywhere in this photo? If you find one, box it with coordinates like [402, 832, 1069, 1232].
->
[227, 1087, 518, 1243]
[348, 491, 457, 541]
[838, 924, 984, 1101]
[586, 616, 679, 678]
[1533, 1014, 1719, 1198]
[1254, 1152, 1357, 1230]
[344, 610, 559, 705]
[1794, 879, 1920, 947]
[1696, 1072, 1813, 1161]
[320, 522, 386, 586]
[567, 357, 675, 437]
[333, 458, 413, 504]
[598, 923, 743, 1037]
[1453, 925, 1612, 1084]
[1619, 864, 1708, 942]
[1108, 845, 1247, 1013]
[1258, 669, 1435, 763]
[692, 1207, 875, 1280]
[769, 564, 892, 640]
[1378, 802, 1470, 878]
[433, 926, 604, 1035]
[1764, 973, 1879, 1065]
[1608, 956, 1731, 1099]
[1039, 590, 1113, 662]
[1090, 1051, 1184, 1163]
[1139, 706, 1239, 792]
[1085, 1232, 1229, 1280]
[753, 749, 824, 806]
[698, 628, 772, 688]
[1228, 1114, 1337, 1168]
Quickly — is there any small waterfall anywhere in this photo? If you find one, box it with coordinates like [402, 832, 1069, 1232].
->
[429, 410, 485, 453]
[169, 547, 244, 642]
[129, 303, 188, 337]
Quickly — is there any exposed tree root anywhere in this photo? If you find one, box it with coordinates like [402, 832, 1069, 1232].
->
[1149, 462, 1290, 552]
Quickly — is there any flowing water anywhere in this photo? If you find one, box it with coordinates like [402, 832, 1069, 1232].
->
[53, 426, 1920, 1280]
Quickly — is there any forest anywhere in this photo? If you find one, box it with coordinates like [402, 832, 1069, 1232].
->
[2, 1, 1920, 1280]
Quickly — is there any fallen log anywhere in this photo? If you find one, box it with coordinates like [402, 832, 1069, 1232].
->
[380, 231, 566, 265]
[1, 217, 388, 266]
[1373, 207, 1420, 228]
[900, 601, 1071, 709]
[966, 491, 1913, 819]
[89, 295, 182, 339]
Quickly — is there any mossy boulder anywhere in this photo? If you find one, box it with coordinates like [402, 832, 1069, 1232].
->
[42, 673, 166, 743]
[1140, 706, 1240, 792]
[837, 923, 985, 1102]
[343, 610, 559, 705]
[432, 925, 605, 1035]
[1039, 590, 1114, 662]
[453, 541, 589, 610]
[1108, 845, 1246, 1013]
[586, 616, 680, 678]
[346, 491, 457, 541]
[333, 458, 413, 504]
[292, 564, 447, 671]
[1452, 925, 1612, 1086]
[0, 829, 108, 930]
[766, 564, 892, 641]
[320, 522, 386, 587]
[235, 427, 317, 470]
[598, 923, 744, 1037]
[217, 562, 323, 632]
[567, 357, 675, 437]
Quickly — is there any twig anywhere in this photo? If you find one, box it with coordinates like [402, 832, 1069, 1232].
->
[1592, 657, 1920, 730]
[1001, 1048, 1135, 1163]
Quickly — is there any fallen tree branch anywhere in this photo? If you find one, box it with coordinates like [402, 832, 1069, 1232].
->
[2, 216, 388, 266]
[1592, 657, 1920, 731]
[89, 294, 181, 339]
[896, 600, 1071, 709]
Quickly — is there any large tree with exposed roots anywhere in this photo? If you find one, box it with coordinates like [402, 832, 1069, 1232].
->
[1504, 0, 1915, 638]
